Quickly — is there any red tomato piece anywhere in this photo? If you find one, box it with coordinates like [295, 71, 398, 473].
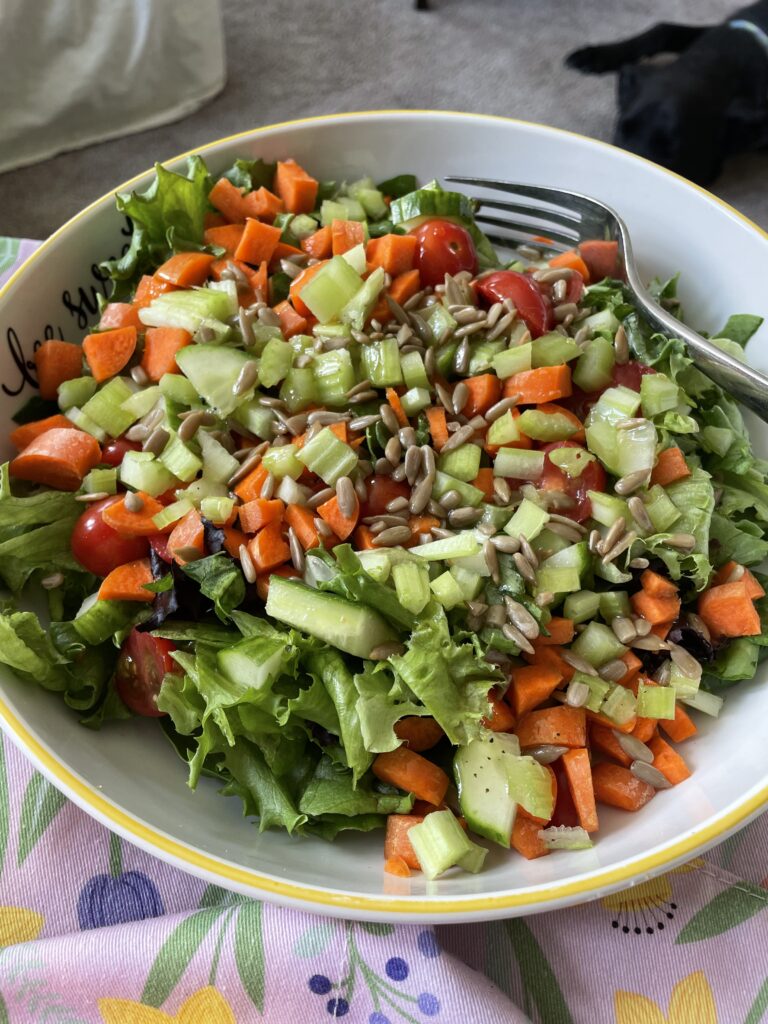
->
[537, 441, 607, 523]
[70, 497, 149, 577]
[611, 360, 656, 392]
[360, 476, 410, 519]
[475, 271, 553, 338]
[148, 533, 172, 563]
[409, 219, 478, 288]
[115, 629, 179, 717]
[101, 437, 141, 467]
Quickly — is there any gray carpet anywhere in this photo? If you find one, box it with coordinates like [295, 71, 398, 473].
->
[1, 0, 766, 237]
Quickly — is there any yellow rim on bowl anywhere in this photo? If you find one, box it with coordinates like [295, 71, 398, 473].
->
[1, 110, 767, 916]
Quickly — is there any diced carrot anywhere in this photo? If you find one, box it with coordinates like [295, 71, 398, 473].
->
[203, 224, 245, 256]
[167, 508, 205, 564]
[34, 340, 83, 399]
[209, 177, 247, 222]
[394, 717, 445, 752]
[9, 414, 73, 450]
[511, 815, 550, 859]
[561, 748, 598, 832]
[238, 498, 285, 534]
[640, 569, 678, 598]
[589, 723, 632, 767]
[618, 650, 643, 687]
[712, 561, 765, 598]
[538, 617, 575, 646]
[234, 219, 282, 266]
[384, 855, 412, 877]
[140, 327, 192, 382]
[82, 326, 137, 383]
[247, 519, 291, 573]
[388, 268, 421, 305]
[483, 697, 517, 732]
[284, 503, 321, 550]
[155, 252, 216, 287]
[233, 463, 269, 503]
[384, 814, 424, 870]
[660, 703, 698, 743]
[536, 403, 585, 444]
[515, 706, 586, 749]
[254, 564, 301, 601]
[289, 260, 328, 317]
[133, 274, 177, 309]
[274, 159, 319, 214]
[548, 250, 591, 283]
[523, 644, 575, 682]
[99, 303, 143, 331]
[301, 226, 332, 259]
[222, 525, 247, 560]
[592, 763, 655, 811]
[698, 580, 761, 638]
[204, 211, 228, 230]
[425, 407, 449, 449]
[630, 590, 681, 625]
[317, 491, 359, 541]
[372, 748, 450, 806]
[9, 427, 101, 491]
[242, 186, 285, 222]
[648, 735, 691, 785]
[650, 446, 690, 487]
[386, 388, 409, 427]
[407, 515, 440, 543]
[518, 765, 557, 825]
[269, 242, 305, 271]
[366, 234, 418, 276]
[98, 558, 154, 602]
[250, 260, 269, 302]
[471, 468, 495, 501]
[353, 524, 377, 550]
[102, 491, 166, 537]
[578, 239, 620, 281]
[631, 717, 657, 743]
[273, 300, 308, 339]
[586, 709, 637, 734]
[505, 365, 572, 404]
[331, 219, 366, 256]
[509, 665, 562, 718]
[293, 421, 348, 450]
[461, 374, 502, 418]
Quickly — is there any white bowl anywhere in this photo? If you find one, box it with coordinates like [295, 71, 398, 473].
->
[1, 111, 767, 923]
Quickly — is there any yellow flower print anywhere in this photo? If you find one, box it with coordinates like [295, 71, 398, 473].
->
[615, 971, 718, 1024]
[0, 906, 43, 945]
[99, 986, 236, 1024]
[603, 875, 679, 935]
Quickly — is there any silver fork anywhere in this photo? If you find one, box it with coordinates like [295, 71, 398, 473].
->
[447, 176, 768, 423]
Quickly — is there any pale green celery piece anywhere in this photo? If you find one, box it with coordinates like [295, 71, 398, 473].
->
[400, 387, 432, 416]
[668, 662, 700, 698]
[600, 683, 636, 725]
[493, 448, 545, 480]
[65, 407, 106, 442]
[640, 371, 679, 417]
[356, 188, 388, 220]
[431, 471, 484, 507]
[357, 549, 392, 583]
[681, 689, 723, 717]
[571, 620, 627, 667]
[572, 335, 615, 392]
[258, 337, 294, 388]
[573, 671, 610, 712]
[492, 343, 532, 379]
[198, 430, 239, 483]
[468, 338, 506, 375]
[516, 409, 578, 442]
[360, 337, 403, 387]
[122, 385, 162, 420]
[449, 564, 484, 600]
[506, 755, 556, 821]
[616, 419, 657, 477]
[313, 349, 356, 406]
[175, 345, 254, 416]
[401, 350, 430, 390]
[152, 498, 194, 530]
[58, 376, 97, 411]
[178, 478, 227, 507]
[82, 468, 117, 495]
[231, 399, 275, 439]
[538, 825, 593, 851]
[486, 409, 523, 447]
[159, 373, 200, 407]
[279, 367, 319, 412]
[120, 450, 177, 497]
[295, 256, 363, 324]
[407, 809, 486, 880]
[589, 385, 641, 424]
[159, 434, 203, 483]
[430, 570, 465, 610]
[200, 495, 235, 525]
[340, 243, 368, 275]
[636, 683, 676, 719]
[582, 308, 619, 335]
[643, 485, 681, 532]
[504, 498, 550, 540]
[531, 333, 580, 367]
[392, 561, 432, 614]
[588, 490, 630, 527]
[549, 446, 595, 478]
[337, 196, 366, 221]
[535, 566, 581, 594]
[411, 531, 480, 561]
[427, 304, 457, 343]
[320, 199, 350, 226]
[437, 443, 481, 483]
[563, 590, 601, 624]
[262, 443, 304, 480]
[296, 426, 358, 485]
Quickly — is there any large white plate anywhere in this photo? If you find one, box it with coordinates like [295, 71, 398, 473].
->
[1, 111, 767, 922]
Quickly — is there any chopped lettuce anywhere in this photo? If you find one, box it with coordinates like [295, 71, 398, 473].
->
[180, 554, 245, 622]
[638, 467, 715, 590]
[354, 663, 432, 754]
[298, 757, 412, 818]
[222, 157, 275, 192]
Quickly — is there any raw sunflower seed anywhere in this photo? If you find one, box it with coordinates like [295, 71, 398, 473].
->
[307, 486, 335, 509]
[452, 381, 469, 414]
[561, 650, 599, 676]
[669, 643, 703, 679]
[349, 413, 382, 432]
[554, 302, 579, 323]
[611, 616, 637, 645]
[502, 621, 534, 655]
[601, 517, 626, 555]
[40, 571, 65, 589]
[410, 476, 434, 515]
[431, 527, 455, 539]
[630, 760, 672, 790]
[526, 744, 569, 765]
[686, 612, 712, 644]
[142, 426, 170, 455]
[634, 616, 653, 637]
[491, 534, 520, 554]
[258, 395, 287, 409]
[260, 471, 275, 499]
[666, 533, 696, 551]
[552, 278, 568, 303]
[504, 596, 539, 639]
[369, 642, 407, 660]
[632, 634, 668, 652]
[617, 417, 648, 431]
[375, 457, 394, 476]
[130, 365, 150, 386]
[599, 658, 628, 682]
[288, 527, 305, 572]
[513, 552, 536, 583]
[348, 390, 379, 405]
[493, 477, 512, 504]
[374, 525, 413, 547]
[258, 307, 280, 328]
[379, 403, 400, 434]
[616, 732, 654, 764]
[227, 443, 269, 485]
[629, 557, 650, 570]
[346, 378, 374, 398]
[602, 530, 637, 565]
[125, 423, 149, 442]
[614, 470, 650, 496]
[439, 489, 462, 511]
[628, 496, 653, 532]
[485, 301, 504, 329]
[484, 539, 501, 583]
[485, 604, 507, 628]
[533, 267, 572, 284]
[547, 521, 584, 543]
[232, 361, 259, 397]
[519, 536, 539, 568]
[314, 516, 333, 538]
[386, 495, 410, 513]
[385, 436, 402, 465]
[335, 476, 356, 518]
[485, 396, 519, 423]
[614, 324, 629, 365]
[453, 319, 486, 339]
[398, 426, 417, 448]
[421, 445, 436, 477]
[448, 507, 482, 528]
[439, 423, 475, 454]
[390, 464, 406, 482]
[424, 345, 437, 381]
[435, 382, 454, 412]
[123, 491, 144, 513]
[404, 445, 422, 485]
[453, 338, 471, 374]
[178, 410, 215, 442]
[566, 679, 590, 708]
[427, 499, 447, 518]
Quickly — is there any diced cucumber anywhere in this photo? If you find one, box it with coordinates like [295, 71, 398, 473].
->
[492, 343, 532, 379]
[390, 186, 475, 225]
[218, 635, 290, 698]
[573, 336, 615, 392]
[531, 527, 570, 558]
[582, 308, 619, 335]
[437, 443, 481, 483]
[265, 576, 398, 659]
[262, 442, 304, 480]
[177, 477, 227, 506]
[122, 385, 162, 420]
[356, 188, 388, 220]
[538, 540, 589, 572]
[357, 549, 393, 583]
[400, 387, 432, 416]
[681, 689, 723, 717]
[289, 213, 319, 240]
[616, 419, 657, 478]
[231, 398, 276, 440]
[478, 503, 513, 530]
[563, 590, 601, 624]
[599, 591, 632, 622]
[58, 376, 96, 410]
[430, 570, 465, 610]
[504, 498, 549, 541]
[487, 409, 523, 447]
[531, 333, 580, 367]
[259, 337, 294, 388]
[455, 733, 520, 847]
[507, 755, 556, 821]
[297, 256, 363, 323]
[450, 564, 484, 600]
[200, 495, 235, 525]
[640, 372, 679, 417]
[74, 597, 140, 645]
[401, 350, 430, 390]
[435, 340, 459, 378]
[296, 426, 358, 485]
[198, 430, 239, 483]
[159, 373, 200, 407]
[175, 345, 255, 416]
[392, 561, 431, 614]
[468, 338, 506, 375]
[432, 471, 484, 508]
[280, 367, 319, 412]
[81, 377, 136, 437]
[412, 531, 480, 561]
[120, 450, 177, 497]
[516, 409, 578, 442]
[644, 484, 681, 532]
[320, 197, 365, 224]
[588, 490, 630, 528]
[601, 683, 637, 726]
[536, 566, 581, 595]
[140, 285, 235, 332]
[493, 448, 545, 480]
[360, 338, 403, 387]
[571, 621, 627, 667]
[313, 349, 356, 407]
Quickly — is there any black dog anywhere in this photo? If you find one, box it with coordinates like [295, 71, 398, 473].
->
[566, 2, 768, 184]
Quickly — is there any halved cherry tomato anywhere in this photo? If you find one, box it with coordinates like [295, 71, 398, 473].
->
[148, 533, 172, 563]
[101, 437, 141, 467]
[70, 496, 149, 577]
[475, 270, 553, 338]
[537, 441, 607, 523]
[565, 271, 585, 305]
[410, 219, 477, 288]
[611, 359, 656, 392]
[115, 629, 178, 717]
[360, 476, 410, 518]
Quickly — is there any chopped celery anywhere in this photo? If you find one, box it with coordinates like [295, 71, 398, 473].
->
[616, 419, 657, 478]
[668, 662, 700, 699]
[681, 690, 723, 717]
[588, 490, 630, 528]
[450, 549, 491, 578]
[198, 430, 239, 483]
[320, 199, 349, 225]
[337, 196, 367, 220]
[175, 345, 255, 416]
[340, 267, 385, 330]
[590, 385, 641, 424]
[492, 343, 532, 379]
[599, 591, 632, 622]
[479, 502, 512, 530]
[312, 349, 356, 407]
[536, 566, 581, 594]
[408, 809, 487, 880]
[435, 340, 459, 377]
[289, 213, 319, 240]
[152, 498, 194, 530]
[431, 471, 484, 508]
[194, 317, 232, 345]
[636, 683, 676, 720]
[262, 443, 303, 480]
[312, 323, 351, 343]
[356, 188, 388, 220]
[340, 243, 368, 275]
[297, 256, 363, 323]
[538, 825, 593, 851]
[357, 549, 392, 583]
[531, 333, 580, 367]
[400, 387, 432, 416]
[532, 527, 570, 558]
[643, 484, 681, 532]
[564, 590, 602, 624]
[468, 338, 506, 375]
[200, 495, 235, 525]
[122, 385, 162, 419]
[392, 561, 431, 614]
[437, 443, 481, 483]
[280, 367, 319, 412]
[259, 337, 294, 388]
[641, 372, 679, 417]
[159, 373, 200, 407]
[361, 338, 403, 387]
[178, 477, 227, 506]
[426, 304, 456, 344]
[401, 350, 429, 390]
[548, 446, 595, 478]
[573, 336, 615, 392]
[494, 447, 545, 480]
[58, 376, 97, 410]
[82, 467, 117, 495]
[296, 426, 358, 485]
[231, 399, 275, 440]
[572, 671, 610, 712]
[601, 683, 636, 725]
[582, 308, 619, 335]
[159, 434, 203, 483]
[540, 540, 590, 572]
[276, 476, 311, 506]
[516, 409, 578, 442]
[120, 451, 176, 497]
[140, 285, 235, 332]
[504, 498, 550, 541]
[81, 377, 136, 436]
[486, 409, 523, 447]
[585, 417, 620, 474]
[413, 531, 480, 561]
[507, 755, 556, 821]
[450, 564, 484, 600]
[430, 570, 465, 610]
[65, 407, 106, 441]
[571, 621, 627, 667]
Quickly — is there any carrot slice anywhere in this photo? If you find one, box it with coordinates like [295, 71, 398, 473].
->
[284, 503, 322, 550]
[331, 219, 366, 256]
[461, 374, 502, 418]
[660, 703, 698, 743]
[650, 446, 690, 487]
[238, 498, 285, 534]
[648, 735, 691, 785]
[372, 748, 450, 806]
[366, 234, 418, 276]
[425, 407, 449, 449]
[515, 706, 586, 749]
[98, 558, 154, 602]
[233, 463, 269, 503]
[618, 650, 643, 687]
[592, 763, 654, 811]
[99, 303, 143, 331]
[509, 665, 562, 718]
[209, 177, 246, 222]
[578, 239, 620, 281]
[386, 388, 408, 427]
[222, 525, 247, 560]
[254, 564, 301, 601]
[368, 268, 422, 325]
[317, 492, 359, 541]
[393, 718, 444, 752]
[698, 580, 761, 638]
[155, 252, 216, 287]
[384, 855, 412, 877]
[384, 814, 424, 870]
[274, 159, 319, 214]
[537, 617, 575, 646]
[548, 250, 590, 283]
[141, 327, 192, 382]
[34, 340, 83, 399]
[10, 414, 72, 451]
[133, 274, 177, 309]
[589, 723, 632, 767]
[505, 365, 572, 404]
[640, 569, 678, 598]
[273, 300, 308, 339]
[630, 590, 681, 626]
[203, 224, 245, 256]
[523, 644, 575, 682]
[9, 427, 101, 491]
[511, 815, 550, 859]
[234, 219, 282, 266]
[471, 468, 495, 501]
[483, 697, 517, 732]
[102, 491, 166, 537]
[242, 186, 285, 222]
[712, 561, 765, 598]
[247, 519, 291, 572]
[561, 748, 599, 832]
[82, 326, 137, 382]
[301, 226, 333, 260]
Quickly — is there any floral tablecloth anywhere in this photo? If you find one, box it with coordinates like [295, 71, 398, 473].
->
[3, 242, 768, 1024]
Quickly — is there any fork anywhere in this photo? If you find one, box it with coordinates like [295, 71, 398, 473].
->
[446, 177, 768, 423]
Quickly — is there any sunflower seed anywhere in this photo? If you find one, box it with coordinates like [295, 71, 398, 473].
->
[536, 591, 555, 608]
[483, 301, 504, 329]
[435, 382, 453, 412]
[490, 478, 510, 506]
[130, 365, 150, 386]
[486, 310, 518, 342]
[631, 760, 672, 790]
[602, 530, 637, 565]
[533, 267, 573, 284]
[519, 536, 539, 568]
[599, 658, 629, 682]
[616, 732, 654, 764]
[611, 616, 637, 644]
[238, 307, 256, 346]
[174, 545, 203, 563]
[502, 621, 535, 654]
[485, 604, 507, 628]
[452, 381, 470, 415]
[259, 471, 275, 499]
[404, 445, 422, 484]
[307, 486, 335, 509]
[438, 489, 462, 511]
[504, 597, 539, 639]
[686, 612, 712, 644]
[431, 527, 455, 539]
[427, 499, 447, 519]
[369, 642, 407, 660]
[547, 520, 584, 543]
[232, 361, 259, 397]
[439, 423, 475, 454]
[403, 289, 427, 311]
[551, 278, 568, 303]
[513, 552, 536, 582]
[484, 539, 500, 583]
[448, 506, 483, 528]
[334, 476, 356, 519]
[40, 571, 65, 590]
[348, 390, 379, 405]
[566, 679, 590, 708]
[614, 470, 650, 496]
[384, 436, 402, 466]
[669, 643, 703, 680]
[553, 302, 579, 323]
[632, 634, 668, 652]
[287, 526, 305, 573]
[421, 445, 436, 477]
[423, 345, 437, 381]
[573, 324, 591, 346]
[633, 616, 653, 637]
[410, 476, 434, 515]
[125, 423, 149, 442]
[484, 397, 518, 424]
[561, 650, 599, 676]
[314, 516, 333, 537]
[453, 338, 471, 374]
[385, 496, 410, 514]
[628, 557, 650, 570]
[526, 744, 569, 765]
[373, 457, 393, 476]
[349, 414, 382, 432]
[666, 533, 696, 551]
[141, 426, 169, 456]
[600, 517, 626, 555]
[374, 525, 413, 547]
[177, 411, 213, 442]
[346, 378, 374, 398]
[627, 496, 653, 532]
[227, 443, 269, 485]
[491, 534, 520, 554]
[614, 323, 629, 365]
[398, 426, 416, 448]
[122, 491, 144, 513]
[396, 323, 414, 347]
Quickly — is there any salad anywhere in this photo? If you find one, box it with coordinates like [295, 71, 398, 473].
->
[2, 155, 767, 881]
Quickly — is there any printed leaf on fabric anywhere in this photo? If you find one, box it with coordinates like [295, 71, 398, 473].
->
[676, 884, 768, 944]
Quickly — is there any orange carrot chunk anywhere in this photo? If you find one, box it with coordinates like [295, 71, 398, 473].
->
[317, 491, 360, 541]
[34, 340, 83, 399]
[648, 735, 692, 786]
[511, 815, 550, 860]
[549, 249, 591, 283]
[9, 427, 101, 491]
[273, 300, 308, 339]
[537, 617, 575, 646]
[234, 218, 282, 266]
[372, 747, 450, 806]
[274, 159, 319, 214]
[209, 177, 247, 222]
[203, 224, 246, 256]
[592, 763, 655, 811]
[698, 580, 761, 638]
[242, 186, 285, 222]
[102, 491, 166, 537]
[650, 446, 691, 487]
[660, 703, 698, 743]
[483, 697, 517, 732]
[515, 706, 586, 749]
[384, 814, 424, 870]
[238, 498, 285, 534]
[98, 558, 154, 602]
[366, 234, 418, 276]
[578, 239, 620, 281]
[425, 407, 449, 449]
[99, 303, 143, 331]
[561, 748, 599, 832]
[630, 590, 681, 625]
[460, 374, 502, 418]
[82, 326, 137, 382]
[386, 388, 409, 427]
[155, 252, 216, 287]
[505, 365, 572, 404]
[141, 327, 192, 382]
[712, 561, 765, 598]
[10, 414, 73, 451]
[589, 723, 633, 767]
[301, 226, 333, 260]
[331, 219, 366, 256]
[639, 569, 678, 598]
[247, 519, 291, 573]
[393, 717, 444, 752]
[509, 664, 563, 718]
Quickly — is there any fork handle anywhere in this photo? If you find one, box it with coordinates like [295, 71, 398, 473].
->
[636, 295, 768, 425]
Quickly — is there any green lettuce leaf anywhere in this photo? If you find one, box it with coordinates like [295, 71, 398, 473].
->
[220, 739, 307, 834]
[313, 545, 414, 631]
[717, 314, 763, 349]
[298, 757, 412, 818]
[305, 650, 372, 783]
[222, 157, 275, 192]
[638, 467, 714, 590]
[305, 813, 388, 842]
[710, 513, 768, 568]
[180, 554, 245, 622]
[354, 663, 431, 754]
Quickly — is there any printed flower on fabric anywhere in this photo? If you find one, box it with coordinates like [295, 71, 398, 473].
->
[0, 906, 43, 945]
[99, 985, 235, 1024]
[602, 862, 699, 937]
[614, 971, 718, 1024]
[78, 834, 164, 929]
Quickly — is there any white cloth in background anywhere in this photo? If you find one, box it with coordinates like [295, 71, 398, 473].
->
[0, 0, 225, 173]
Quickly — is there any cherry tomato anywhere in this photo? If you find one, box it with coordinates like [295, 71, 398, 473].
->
[475, 271, 553, 338]
[611, 359, 656, 392]
[70, 496, 149, 577]
[410, 219, 478, 288]
[361, 476, 410, 518]
[565, 271, 585, 305]
[101, 437, 141, 467]
[536, 441, 607, 523]
[115, 628, 178, 717]
[148, 533, 172, 563]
